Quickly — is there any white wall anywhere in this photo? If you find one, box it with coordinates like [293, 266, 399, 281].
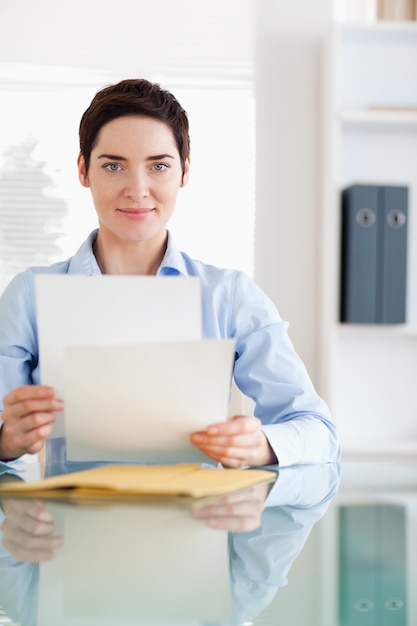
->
[255, 1, 333, 383]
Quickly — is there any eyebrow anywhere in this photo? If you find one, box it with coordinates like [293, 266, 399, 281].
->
[97, 153, 176, 161]
[97, 153, 127, 161]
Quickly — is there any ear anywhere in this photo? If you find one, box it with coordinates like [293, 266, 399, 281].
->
[180, 155, 191, 188]
[77, 153, 90, 188]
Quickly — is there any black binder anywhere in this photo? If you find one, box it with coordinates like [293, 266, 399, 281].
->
[377, 185, 408, 324]
[341, 185, 379, 323]
[340, 184, 408, 324]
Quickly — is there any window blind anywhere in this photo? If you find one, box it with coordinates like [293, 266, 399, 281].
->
[0, 1, 255, 293]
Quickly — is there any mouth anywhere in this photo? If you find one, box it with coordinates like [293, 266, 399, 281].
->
[117, 208, 155, 220]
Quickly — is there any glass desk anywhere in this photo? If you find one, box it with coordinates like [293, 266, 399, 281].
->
[0, 458, 415, 626]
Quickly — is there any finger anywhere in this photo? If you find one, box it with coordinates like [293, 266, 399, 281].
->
[191, 426, 262, 448]
[206, 515, 261, 532]
[192, 431, 266, 458]
[193, 486, 261, 510]
[18, 426, 55, 456]
[0, 418, 55, 458]
[191, 435, 252, 460]
[195, 442, 248, 459]
[4, 511, 56, 537]
[3, 415, 55, 444]
[15, 435, 49, 457]
[2, 517, 56, 538]
[3, 385, 57, 407]
[2, 520, 62, 547]
[193, 500, 264, 519]
[3, 398, 63, 421]
[204, 433, 265, 450]
[196, 448, 249, 468]
[24, 411, 57, 433]
[3, 534, 64, 562]
[2, 498, 54, 524]
[191, 417, 258, 440]
[205, 416, 261, 437]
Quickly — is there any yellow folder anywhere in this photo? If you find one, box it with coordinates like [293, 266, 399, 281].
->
[0, 463, 276, 498]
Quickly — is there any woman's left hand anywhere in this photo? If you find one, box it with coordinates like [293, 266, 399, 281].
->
[190, 415, 277, 468]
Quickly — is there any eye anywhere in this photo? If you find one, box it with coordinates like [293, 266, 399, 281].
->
[104, 162, 122, 172]
[152, 163, 168, 172]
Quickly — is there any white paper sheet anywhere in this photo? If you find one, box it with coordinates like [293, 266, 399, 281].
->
[64, 339, 235, 462]
[35, 274, 202, 437]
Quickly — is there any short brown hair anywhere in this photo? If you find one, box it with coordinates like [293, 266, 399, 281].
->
[79, 78, 190, 173]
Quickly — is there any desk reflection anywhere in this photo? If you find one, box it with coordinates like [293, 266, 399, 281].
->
[0, 463, 339, 626]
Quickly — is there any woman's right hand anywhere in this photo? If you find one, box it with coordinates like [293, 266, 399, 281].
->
[0, 385, 64, 461]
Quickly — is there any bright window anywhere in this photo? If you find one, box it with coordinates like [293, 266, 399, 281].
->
[0, 66, 255, 293]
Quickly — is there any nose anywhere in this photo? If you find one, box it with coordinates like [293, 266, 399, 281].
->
[123, 170, 150, 202]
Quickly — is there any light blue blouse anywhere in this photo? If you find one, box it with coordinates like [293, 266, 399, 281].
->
[0, 230, 340, 467]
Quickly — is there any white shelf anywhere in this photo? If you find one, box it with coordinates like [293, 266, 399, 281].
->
[337, 20, 417, 33]
[341, 444, 417, 459]
[320, 17, 417, 453]
[339, 109, 417, 125]
[338, 324, 417, 338]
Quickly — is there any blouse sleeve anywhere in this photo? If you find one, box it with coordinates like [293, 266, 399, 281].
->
[229, 271, 340, 466]
[0, 271, 39, 416]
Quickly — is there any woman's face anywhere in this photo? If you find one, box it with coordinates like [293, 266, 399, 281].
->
[77, 115, 190, 246]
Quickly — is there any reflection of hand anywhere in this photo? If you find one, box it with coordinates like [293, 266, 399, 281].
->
[0, 385, 63, 461]
[190, 415, 277, 468]
[191, 482, 272, 533]
[0, 498, 63, 562]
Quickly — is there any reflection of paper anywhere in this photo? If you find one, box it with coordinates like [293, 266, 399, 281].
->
[64, 339, 235, 462]
[37, 501, 232, 625]
[35, 275, 202, 437]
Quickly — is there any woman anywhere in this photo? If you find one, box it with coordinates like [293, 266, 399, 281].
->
[0, 79, 339, 467]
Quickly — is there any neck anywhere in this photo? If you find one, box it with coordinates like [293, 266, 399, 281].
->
[93, 230, 168, 276]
